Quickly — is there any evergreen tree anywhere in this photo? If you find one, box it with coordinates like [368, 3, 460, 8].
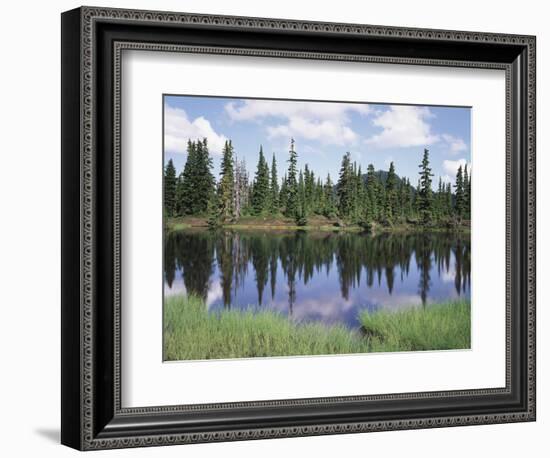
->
[175, 171, 185, 216]
[217, 140, 235, 222]
[179, 140, 197, 215]
[385, 161, 398, 223]
[177, 139, 215, 215]
[323, 174, 336, 217]
[284, 139, 299, 217]
[414, 179, 422, 215]
[398, 179, 409, 220]
[463, 164, 470, 219]
[251, 146, 270, 215]
[164, 159, 177, 217]
[295, 204, 308, 226]
[352, 164, 365, 222]
[405, 178, 415, 218]
[304, 164, 315, 213]
[279, 173, 288, 211]
[269, 154, 279, 214]
[194, 139, 215, 214]
[315, 177, 324, 215]
[417, 148, 434, 225]
[365, 164, 379, 222]
[454, 165, 465, 219]
[445, 182, 453, 216]
[207, 185, 221, 229]
[295, 170, 308, 226]
[316, 177, 325, 214]
[434, 177, 444, 220]
[376, 173, 386, 221]
[337, 152, 354, 219]
[298, 170, 305, 208]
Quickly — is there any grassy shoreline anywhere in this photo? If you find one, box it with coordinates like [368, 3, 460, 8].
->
[164, 295, 470, 361]
[165, 216, 470, 234]
[359, 301, 470, 352]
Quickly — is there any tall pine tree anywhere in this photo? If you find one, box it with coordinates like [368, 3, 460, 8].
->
[175, 171, 185, 216]
[304, 164, 315, 213]
[385, 161, 398, 223]
[269, 154, 279, 214]
[164, 159, 177, 217]
[365, 164, 379, 222]
[217, 140, 235, 223]
[417, 148, 434, 225]
[194, 139, 215, 214]
[177, 139, 215, 215]
[433, 177, 443, 220]
[454, 165, 465, 219]
[323, 174, 336, 217]
[295, 170, 308, 226]
[445, 182, 453, 216]
[284, 139, 299, 217]
[337, 152, 354, 219]
[179, 140, 197, 215]
[251, 146, 270, 215]
[463, 164, 470, 219]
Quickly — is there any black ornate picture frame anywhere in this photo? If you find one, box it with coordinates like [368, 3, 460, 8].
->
[61, 6, 536, 450]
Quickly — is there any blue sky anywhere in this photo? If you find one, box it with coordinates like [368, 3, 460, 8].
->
[164, 95, 471, 188]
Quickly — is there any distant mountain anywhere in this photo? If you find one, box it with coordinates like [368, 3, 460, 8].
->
[330, 170, 416, 192]
[362, 170, 415, 191]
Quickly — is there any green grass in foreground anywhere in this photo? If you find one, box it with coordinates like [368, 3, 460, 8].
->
[359, 300, 471, 352]
[164, 295, 470, 360]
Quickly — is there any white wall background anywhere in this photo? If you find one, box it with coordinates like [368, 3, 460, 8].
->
[0, 0, 545, 456]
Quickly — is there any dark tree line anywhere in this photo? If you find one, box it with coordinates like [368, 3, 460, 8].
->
[164, 138, 471, 227]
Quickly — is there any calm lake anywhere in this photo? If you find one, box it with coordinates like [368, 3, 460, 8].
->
[164, 229, 471, 330]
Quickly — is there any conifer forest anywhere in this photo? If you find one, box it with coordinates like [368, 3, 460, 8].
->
[164, 138, 471, 229]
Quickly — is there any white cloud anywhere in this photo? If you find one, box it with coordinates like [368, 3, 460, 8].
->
[225, 99, 371, 146]
[164, 105, 228, 155]
[206, 280, 223, 309]
[442, 134, 468, 154]
[441, 267, 456, 283]
[164, 277, 187, 297]
[270, 295, 354, 325]
[266, 117, 359, 144]
[443, 158, 471, 179]
[365, 105, 440, 149]
[225, 99, 371, 122]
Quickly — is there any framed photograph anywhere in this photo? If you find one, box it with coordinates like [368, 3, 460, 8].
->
[61, 6, 536, 450]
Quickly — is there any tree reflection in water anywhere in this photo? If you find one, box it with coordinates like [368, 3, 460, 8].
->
[164, 229, 471, 329]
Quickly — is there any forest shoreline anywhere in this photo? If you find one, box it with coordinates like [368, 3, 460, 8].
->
[165, 215, 471, 234]
[165, 140, 472, 233]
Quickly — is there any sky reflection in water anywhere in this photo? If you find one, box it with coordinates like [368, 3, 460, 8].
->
[164, 230, 470, 330]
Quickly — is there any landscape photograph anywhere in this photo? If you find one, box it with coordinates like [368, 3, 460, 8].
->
[162, 95, 471, 361]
